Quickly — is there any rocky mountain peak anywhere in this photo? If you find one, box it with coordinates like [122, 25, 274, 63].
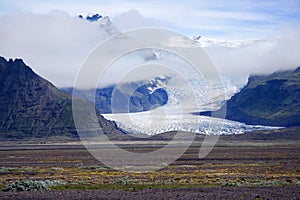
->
[0, 56, 122, 140]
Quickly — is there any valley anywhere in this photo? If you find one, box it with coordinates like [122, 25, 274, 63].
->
[0, 134, 299, 199]
[1, 1, 300, 199]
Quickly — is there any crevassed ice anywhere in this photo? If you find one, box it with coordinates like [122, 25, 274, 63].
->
[103, 75, 279, 135]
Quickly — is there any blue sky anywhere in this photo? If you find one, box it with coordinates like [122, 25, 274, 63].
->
[1, 0, 299, 39]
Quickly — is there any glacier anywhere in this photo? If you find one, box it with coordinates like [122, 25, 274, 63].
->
[103, 110, 279, 135]
[103, 74, 280, 135]
[94, 42, 280, 135]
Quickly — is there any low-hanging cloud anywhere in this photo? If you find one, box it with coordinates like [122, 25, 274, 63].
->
[0, 10, 164, 88]
[203, 26, 300, 86]
[0, 10, 112, 87]
[0, 10, 300, 89]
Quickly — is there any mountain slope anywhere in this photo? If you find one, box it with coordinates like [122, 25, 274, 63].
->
[0, 56, 121, 140]
[62, 77, 169, 114]
[201, 67, 300, 127]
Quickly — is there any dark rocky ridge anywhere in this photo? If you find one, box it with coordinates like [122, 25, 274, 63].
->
[62, 77, 168, 114]
[0, 56, 122, 140]
[200, 67, 300, 127]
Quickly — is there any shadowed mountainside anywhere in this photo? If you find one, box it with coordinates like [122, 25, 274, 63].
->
[201, 67, 300, 127]
[0, 56, 122, 140]
[61, 77, 168, 114]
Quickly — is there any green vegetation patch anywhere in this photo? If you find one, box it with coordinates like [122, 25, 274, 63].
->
[2, 179, 66, 192]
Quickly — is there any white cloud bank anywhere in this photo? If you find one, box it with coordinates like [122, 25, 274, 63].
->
[0, 10, 299, 88]
[0, 10, 113, 86]
[203, 27, 300, 86]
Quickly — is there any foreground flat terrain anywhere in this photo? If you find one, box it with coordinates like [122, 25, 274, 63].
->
[1, 186, 299, 200]
[0, 135, 299, 199]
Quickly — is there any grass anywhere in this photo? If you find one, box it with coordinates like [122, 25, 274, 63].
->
[221, 182, 242, 187]
[112, 178, 134, 185]
[1, 163, 298, 190]
[0, 144, 299, 191]
[75, 162, 110, 170]
[254, 180, 280, 186]
[0, 167, 13, 172]
[50, 183, 216, 191]
[0, 167, 36, 173]
[2, 179, 66, 192]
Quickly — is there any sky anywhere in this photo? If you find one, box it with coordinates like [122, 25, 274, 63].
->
[1, 0, 300, 39]
[0, 0, 300, 87]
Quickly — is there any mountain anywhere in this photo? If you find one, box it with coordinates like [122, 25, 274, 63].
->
[79, 13, 102, 22]
[101, 75, 278, 136]
[200, 67, 300, 127]
[78, 13, 118, 35]
[62, 77, 169, 114]
[193, 35, 276, 48]
[0, 56, 122, 140]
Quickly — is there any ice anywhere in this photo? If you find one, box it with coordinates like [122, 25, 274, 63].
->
[103, 75, 280, 135]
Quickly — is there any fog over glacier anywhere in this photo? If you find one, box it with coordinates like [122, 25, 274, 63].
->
[0, 10, 299, 87]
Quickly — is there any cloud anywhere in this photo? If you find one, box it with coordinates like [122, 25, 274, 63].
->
[0, 10, 113, 87]
[111, 9, 156, 31]
[0, 9, 299, 89]
[0, 10, 177, 88]
[204, 26, 300, 86]
[1, 0, 300, 39]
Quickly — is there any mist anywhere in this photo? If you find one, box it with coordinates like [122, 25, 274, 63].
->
[0, 10, 299, 88]
[0, 10, 111, 87]
[205, 27, 300, 86]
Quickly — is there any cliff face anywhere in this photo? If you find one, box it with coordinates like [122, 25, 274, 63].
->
[200, 67, 300, 127]
[0, 56, 121, 139]
[62, 78, 168, 114]
[223, 67, 300, 127]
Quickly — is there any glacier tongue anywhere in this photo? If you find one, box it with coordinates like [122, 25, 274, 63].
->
[103, 107, 279, 135]
[102, 75, 280, 135]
